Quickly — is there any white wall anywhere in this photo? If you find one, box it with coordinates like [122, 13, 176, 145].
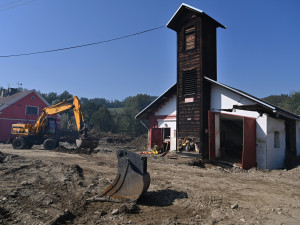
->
[154, 94, 177, 151]
[210, 84, 288, 170]
[256, 115, 268, 170]
[266, 117, 286, 170]
[155, 95, 176, 116]
[211, 84, 260, 118]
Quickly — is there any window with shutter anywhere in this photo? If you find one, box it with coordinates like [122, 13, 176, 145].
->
[183, 69, 196, 96]
[185, 27, 195, 50]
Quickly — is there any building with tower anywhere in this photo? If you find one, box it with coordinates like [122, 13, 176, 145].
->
[136, 3, 300, 170]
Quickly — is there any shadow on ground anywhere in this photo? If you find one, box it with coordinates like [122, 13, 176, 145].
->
[137, 189, 188, 207]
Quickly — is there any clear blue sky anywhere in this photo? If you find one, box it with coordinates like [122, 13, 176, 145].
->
[0, 0, 299, 100]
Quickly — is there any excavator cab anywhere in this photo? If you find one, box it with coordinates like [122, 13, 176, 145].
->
[43, 117, 57, 136]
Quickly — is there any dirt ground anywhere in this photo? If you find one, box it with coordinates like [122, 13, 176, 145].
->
[0, 134, 300, 225]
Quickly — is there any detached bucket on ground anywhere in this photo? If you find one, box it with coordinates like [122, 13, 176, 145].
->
[100, 150, 150, 202]
[76, 138, 99, 151]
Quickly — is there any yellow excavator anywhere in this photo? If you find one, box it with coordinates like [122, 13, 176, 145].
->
[11, 96, 98, 151]
[11, 96, 151, 202]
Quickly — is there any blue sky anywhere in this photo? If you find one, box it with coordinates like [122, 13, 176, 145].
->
[0, 0, 299, 100]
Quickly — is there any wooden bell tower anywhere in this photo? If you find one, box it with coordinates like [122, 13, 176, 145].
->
[167, 4, 225, 156]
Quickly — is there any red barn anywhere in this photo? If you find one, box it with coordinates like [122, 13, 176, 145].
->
[0, 88, 60, 142]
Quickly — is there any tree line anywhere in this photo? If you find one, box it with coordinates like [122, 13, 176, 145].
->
[39, 91, 156, 136]
[262, 91, 300, 115]
[2, 86, 300, 136]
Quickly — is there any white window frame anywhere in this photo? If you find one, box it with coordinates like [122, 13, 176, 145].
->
[274, 131, 280, 148]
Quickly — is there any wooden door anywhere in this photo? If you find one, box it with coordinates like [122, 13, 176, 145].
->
[151, 128, 163, 148]
[242, 117, 256, 169]
[208, 111, 215, 161]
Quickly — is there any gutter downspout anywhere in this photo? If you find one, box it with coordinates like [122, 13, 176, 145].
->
[140, 120, 149, 148]
[139, 120, 150, 150]
[139, 120, 149, 130]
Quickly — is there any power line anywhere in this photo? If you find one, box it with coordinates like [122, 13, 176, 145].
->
[0, 0, 25, 9]
[0, 0, 35, 13]
[0, 26, 166, 58]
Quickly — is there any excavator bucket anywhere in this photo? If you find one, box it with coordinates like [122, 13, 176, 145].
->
[76, 138, 99, 152]
[99, 150, 150, 202]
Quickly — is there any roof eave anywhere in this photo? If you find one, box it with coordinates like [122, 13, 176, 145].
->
[166, 3, 226, 30]
[205, 77, 300, 121]
[0, 90, 50, 112]
[135, 83, 177, 120]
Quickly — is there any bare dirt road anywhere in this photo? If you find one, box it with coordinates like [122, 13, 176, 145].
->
[0, 139, 300, 225]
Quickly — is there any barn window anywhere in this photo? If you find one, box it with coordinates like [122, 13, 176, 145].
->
[183, 69, 196, 96]
[26, 106, 38, 115]
[185, 26, 195, 50]
[274, 131, 280, 148]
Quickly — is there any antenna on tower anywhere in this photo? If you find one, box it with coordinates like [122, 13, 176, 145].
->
[17, 82, 23, 89]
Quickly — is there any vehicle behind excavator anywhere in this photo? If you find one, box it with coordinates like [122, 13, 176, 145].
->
[10, 96, 98, 152]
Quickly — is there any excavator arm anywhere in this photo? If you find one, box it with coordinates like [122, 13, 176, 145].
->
[32, 99, 74, 135]
[32, 96, 86, 135]
[72, 96, 87, 138]
[29, 96, 97, 150]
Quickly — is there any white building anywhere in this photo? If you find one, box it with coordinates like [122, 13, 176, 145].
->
[136, 4, 300, 170]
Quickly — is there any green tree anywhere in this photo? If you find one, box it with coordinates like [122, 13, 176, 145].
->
[57, 91, 73, 103]
[91, 105, 115, 132]
[40, 92, 58, 105]
[38, 90, 157, 136]
[82, 100, 102, 125]
[120, 94, 156, 136]
[262, 91, 300, 115]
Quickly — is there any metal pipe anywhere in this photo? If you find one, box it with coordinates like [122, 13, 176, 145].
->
[139, 120, 149, 130]
[139, 120, 149, 150]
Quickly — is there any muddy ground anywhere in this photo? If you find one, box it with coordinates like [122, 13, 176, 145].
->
[0, 134, 300, 225]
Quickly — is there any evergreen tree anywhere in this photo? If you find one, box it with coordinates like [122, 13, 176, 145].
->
[91, 105, 115, 132]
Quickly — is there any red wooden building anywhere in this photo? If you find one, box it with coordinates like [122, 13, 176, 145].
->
[0, 88, 60, 142]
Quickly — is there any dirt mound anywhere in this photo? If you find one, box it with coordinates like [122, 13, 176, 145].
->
[54, 146, 95, 154]
[0, 151, 7, 163]
[0, 153, 96, 224]
[106, 136, 134, 144]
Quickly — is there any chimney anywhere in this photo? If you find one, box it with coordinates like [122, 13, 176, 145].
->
[8, 88, 18, 96]
[1, 89, 8, 97]
[1, 88, 19, 97]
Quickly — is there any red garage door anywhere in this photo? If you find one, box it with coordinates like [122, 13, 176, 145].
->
[242, 117, 256, 169]
[151, 128, 163, 148]
[208, 111, 215, 161]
